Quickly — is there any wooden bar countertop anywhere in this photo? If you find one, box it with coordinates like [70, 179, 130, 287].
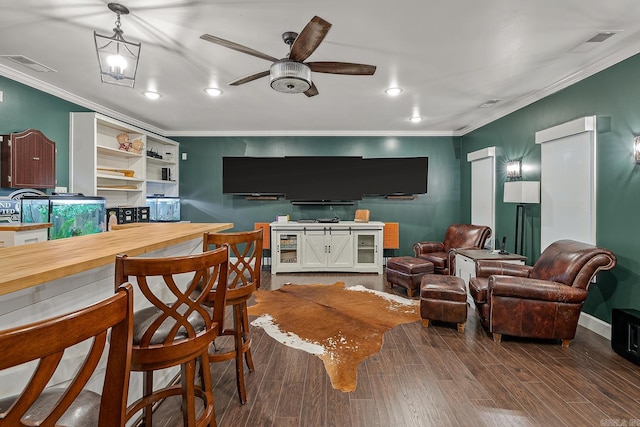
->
[0, 222, 233, 296]
[0, 223, 52, 231]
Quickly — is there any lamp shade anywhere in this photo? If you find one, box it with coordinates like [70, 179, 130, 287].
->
[504, 181, 540, 204]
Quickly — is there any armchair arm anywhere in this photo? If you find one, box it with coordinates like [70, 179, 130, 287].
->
[489, 276, 588, 303]
[414, 241, 445, 256]
[475, 260, 532, 278]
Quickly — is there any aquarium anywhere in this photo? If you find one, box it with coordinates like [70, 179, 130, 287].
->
[146, 196, 180, 222]
[21, 195, 106, 240]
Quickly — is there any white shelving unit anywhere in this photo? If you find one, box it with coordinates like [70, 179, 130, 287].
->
[69, 112, 179, 207]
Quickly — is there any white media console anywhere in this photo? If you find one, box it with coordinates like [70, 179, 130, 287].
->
[270, 221, 384, 274]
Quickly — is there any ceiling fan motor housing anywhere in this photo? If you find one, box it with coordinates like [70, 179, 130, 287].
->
[270, 59, 311, 93]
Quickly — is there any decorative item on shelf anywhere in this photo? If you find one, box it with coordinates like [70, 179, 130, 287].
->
[130, 138, 144, 154]
[161, 167, 171, 181]
[97, 167, 135, 177]
[116, 132, 131, 151]
[146, 147, 162, 159]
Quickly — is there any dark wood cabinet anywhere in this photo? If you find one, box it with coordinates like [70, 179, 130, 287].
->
[1, 129, 56, 188]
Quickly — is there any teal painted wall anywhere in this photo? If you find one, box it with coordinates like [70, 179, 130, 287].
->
[176, 136, 461, 255]
[5, 49, 640, 324]
[0, 76, 89, 193]
[461, 53, 640, 322]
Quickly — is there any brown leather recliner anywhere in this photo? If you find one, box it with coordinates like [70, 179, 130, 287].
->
[413, 224, 492, 275]
[469, 239, 617, 347]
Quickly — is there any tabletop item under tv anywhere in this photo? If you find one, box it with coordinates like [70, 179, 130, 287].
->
[200, 16, 376, 97]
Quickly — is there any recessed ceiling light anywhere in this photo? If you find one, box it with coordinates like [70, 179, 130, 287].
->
[409, 116, 423, 123]
[142, 91, 161, 100]
[205, 87, 223, 96]
[385, 87, 403, 96]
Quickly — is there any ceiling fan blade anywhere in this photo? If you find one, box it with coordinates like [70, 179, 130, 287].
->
[289, 16, 332, 62]
[229, 70, 271, 86]
[307, 62, 377, 75]
[304, 82, 319, 97]
[200, 34, 279, 63]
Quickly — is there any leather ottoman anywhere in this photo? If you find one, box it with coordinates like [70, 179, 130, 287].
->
[386, 257, 434, 297]
[420, 274, 467, 333]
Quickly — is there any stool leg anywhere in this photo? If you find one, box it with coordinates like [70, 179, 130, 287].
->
[240, 301, 254, 372]
[181, 359, 198, 426]
[421, 319, 430, 328]
[407, 288, 414, 297]
[233, 304, 247, 404]
[198, 352, 216, 427]
[143, 371, 153, 426]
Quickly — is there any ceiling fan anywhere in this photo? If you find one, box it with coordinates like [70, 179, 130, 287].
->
[200, 16, 376, 97]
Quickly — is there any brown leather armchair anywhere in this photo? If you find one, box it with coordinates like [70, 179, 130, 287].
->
[469, 239, 617, 347]
[413, 224, 492, 275]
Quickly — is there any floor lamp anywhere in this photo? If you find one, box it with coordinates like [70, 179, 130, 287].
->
[504, 181, 540, 255]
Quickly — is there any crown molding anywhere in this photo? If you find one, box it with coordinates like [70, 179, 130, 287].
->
[460, 38, 640, 135]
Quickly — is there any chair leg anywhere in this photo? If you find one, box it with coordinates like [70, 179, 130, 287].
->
[561, 339, 571, 348]
[492, 333, 502, 343]
[457, 322, 466, 333]
[421, 319, 430, 328]
[233, 304, 247, 405]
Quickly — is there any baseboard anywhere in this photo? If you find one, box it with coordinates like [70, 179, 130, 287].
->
[579, 312, 611, 340]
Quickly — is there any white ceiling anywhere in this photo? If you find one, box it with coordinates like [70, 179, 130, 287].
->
[1, 1, 640, 137]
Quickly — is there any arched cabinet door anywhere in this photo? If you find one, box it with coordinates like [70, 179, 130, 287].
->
[1, 129, 56, 188]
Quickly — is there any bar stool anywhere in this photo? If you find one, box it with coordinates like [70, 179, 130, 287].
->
[203, 229, 262, 404]
[0, 284, 134, 427]
[115, 245, 229, 427]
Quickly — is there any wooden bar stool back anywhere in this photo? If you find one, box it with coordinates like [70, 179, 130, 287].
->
[0, 284, 134, 427]
[115, 245, 229, 427]
[203, 229, 262, 404]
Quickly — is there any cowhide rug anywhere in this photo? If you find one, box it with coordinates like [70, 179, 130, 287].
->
[247, 282, 420, 392]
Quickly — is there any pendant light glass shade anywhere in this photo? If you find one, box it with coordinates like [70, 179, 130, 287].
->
[94, 3, 140, 88]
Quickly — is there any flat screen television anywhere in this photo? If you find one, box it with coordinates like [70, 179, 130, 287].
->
[284, 156, 363, 202]
[360, 157, 429, 196]
[222, 156, 428, 202]
[222, 157, 288, 195]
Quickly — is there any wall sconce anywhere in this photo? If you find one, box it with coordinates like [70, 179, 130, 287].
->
[634, 136, 640, 164]
[506, 159, 522, 179]
[94, 3, 141, 88]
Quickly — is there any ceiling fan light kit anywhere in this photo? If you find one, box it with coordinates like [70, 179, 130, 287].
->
[270, 60, 311, 93]
[94, 3, 141, 88]
[200, 15, 376, 97]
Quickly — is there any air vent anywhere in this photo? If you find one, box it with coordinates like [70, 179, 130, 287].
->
[479, 99, 501, 108]
[570, 31, 620, 53]
[1, 55, 56, 72]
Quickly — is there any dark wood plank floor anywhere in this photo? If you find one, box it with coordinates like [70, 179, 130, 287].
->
[155, 270, 640, 427]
